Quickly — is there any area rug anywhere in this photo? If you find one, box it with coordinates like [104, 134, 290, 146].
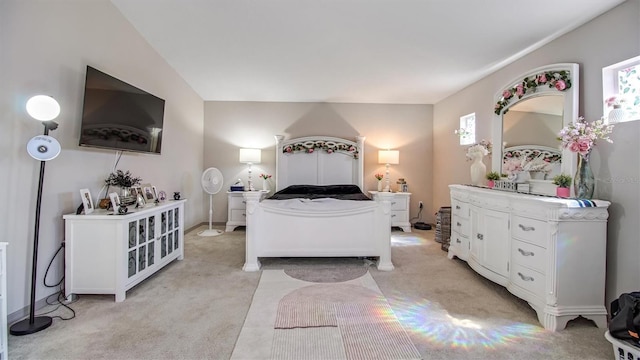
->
[231, 269, 421, 360]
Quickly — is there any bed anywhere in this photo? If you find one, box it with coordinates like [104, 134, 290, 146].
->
[242, 135, 395, 272]
[502, 145, 562, 180]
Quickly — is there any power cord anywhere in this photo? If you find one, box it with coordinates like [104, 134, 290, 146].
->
[41, 242, 76, 321]
[411, 202, 432, 230]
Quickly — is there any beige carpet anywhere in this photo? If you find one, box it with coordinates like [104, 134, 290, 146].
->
[231, 270, 421, 360]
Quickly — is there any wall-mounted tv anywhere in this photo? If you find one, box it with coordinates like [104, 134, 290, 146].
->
[79, 66, 165, 154]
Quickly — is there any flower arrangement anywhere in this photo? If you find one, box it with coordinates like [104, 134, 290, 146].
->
[557, 116, 614, 157]
[494, 70, 572, 115]
[552, 174, 572, 188]
[502, 157, 524, 176]
[259, 174, 272, 180]
[486, 171, 501, 181]
[374, 173, 384, 181]
[465, 139, 492, 161]
[105, 170, 142, 188]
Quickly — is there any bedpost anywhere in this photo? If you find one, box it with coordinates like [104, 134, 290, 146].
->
[242, 192, 263, 271]
[374, 192, 395, 271]
[274, 135, 284, 192]
[356, 136, 365, 190]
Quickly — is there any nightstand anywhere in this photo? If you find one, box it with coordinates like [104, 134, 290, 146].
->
[225, 191, 267, 231]
[368, 191, 412, 232]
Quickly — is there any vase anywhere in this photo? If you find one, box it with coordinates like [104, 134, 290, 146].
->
[529, 171, 546, 180]
[263, 179, 270, 192]
[556, 187, 570, 198]
[487, 180, 495, 188]
[377, 180, 383, 192]
[574, 152, 595, 199]
[607, 104, 626, 124]
[470, 156, 486, 186]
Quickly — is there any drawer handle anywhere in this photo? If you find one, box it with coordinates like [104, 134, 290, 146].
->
[455, 205, 461, 209]
[391, 214, 396, 218]
[391, 201, 396, 205]
[242, 213, 246, 217]
[456, 222, 462, 227]
[518, 272, 534, 282]
[518, 248, 535, 257]
[477, 233, 483, 240]
[518, 224, 535, 232]
[456, 238, 461, 244]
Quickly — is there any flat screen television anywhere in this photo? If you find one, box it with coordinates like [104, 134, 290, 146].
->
[79, 66, 165, 154]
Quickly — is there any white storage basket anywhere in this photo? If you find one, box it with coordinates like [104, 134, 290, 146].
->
[605, 331, 640, 360]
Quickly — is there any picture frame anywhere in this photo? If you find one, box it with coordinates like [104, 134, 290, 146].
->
[130, 187, 139, 198]
[136, 192, 146, 208]
[109, 192, 121, 213]
[141, 183, 156, 202]
[79, 188, 94, 214]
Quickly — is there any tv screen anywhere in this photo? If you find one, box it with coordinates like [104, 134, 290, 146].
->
[79, 66, 165, 154]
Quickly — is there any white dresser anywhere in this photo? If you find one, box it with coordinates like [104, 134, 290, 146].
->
[63, 200, 185, 302]
[448, 184, 609, 331]
[226, 191, 268, 232]
[369, 191, 411, 232]
[0, 243, 7, 360]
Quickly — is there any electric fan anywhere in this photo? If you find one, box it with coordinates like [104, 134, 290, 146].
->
[199, 167, 224, 237]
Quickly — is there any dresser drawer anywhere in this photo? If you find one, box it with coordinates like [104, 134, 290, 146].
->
[228, 195, 246, 209]
[230, 209, 246, 222]
[390, 196, 408, 211]
[451, 199, 469, 219]
[511, 263, 545, 297]
[512, 215, 548, 248]
[512, 239, 546, 273]
[452, 216, 470, 238]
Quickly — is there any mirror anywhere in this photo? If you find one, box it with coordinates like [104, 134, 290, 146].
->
[491, 63, 579, 194]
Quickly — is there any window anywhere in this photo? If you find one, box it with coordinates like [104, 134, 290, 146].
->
[603, 56, 640, 123]
[457, 113, 476, 145]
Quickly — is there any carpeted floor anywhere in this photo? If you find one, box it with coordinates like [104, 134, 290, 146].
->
[7, 225, 615, 359]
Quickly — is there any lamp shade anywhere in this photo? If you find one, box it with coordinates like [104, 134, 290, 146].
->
[26, 95, 60, 121]
[239, 148, 261, 164]
[378, 150, 399, 165]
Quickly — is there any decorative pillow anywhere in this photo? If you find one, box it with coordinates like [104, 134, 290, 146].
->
[269, 184, 370, 200]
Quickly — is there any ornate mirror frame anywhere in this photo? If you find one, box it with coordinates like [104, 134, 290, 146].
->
[491, 63, 579, 187]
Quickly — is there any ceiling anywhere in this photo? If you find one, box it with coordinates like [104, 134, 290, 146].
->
[111, 0, 625, 104]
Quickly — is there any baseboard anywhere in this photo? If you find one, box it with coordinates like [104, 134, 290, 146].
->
[7, 295, 56, 326]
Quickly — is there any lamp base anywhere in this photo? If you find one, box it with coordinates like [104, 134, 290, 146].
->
[9, 316, 53, 336]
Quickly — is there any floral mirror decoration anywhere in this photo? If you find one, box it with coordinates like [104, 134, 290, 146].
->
[283, 139, 359, 159]
[494, 70, 572, 115]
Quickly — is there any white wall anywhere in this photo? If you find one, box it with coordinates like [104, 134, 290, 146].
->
[203, 101, 433, 224]
[433, 0, 640, 306]
[0, 0, 204, 318]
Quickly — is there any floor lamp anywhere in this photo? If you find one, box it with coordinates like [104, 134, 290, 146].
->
[378, 149, 399, 192]
[239, 148, 261, 191]
[10, 95, 61, 336]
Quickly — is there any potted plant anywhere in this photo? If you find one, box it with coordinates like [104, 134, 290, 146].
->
[105, 170, 142, 198]
[486, 171, 500, 188]
[552, 173, 572, 198]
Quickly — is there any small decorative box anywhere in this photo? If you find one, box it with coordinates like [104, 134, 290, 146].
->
[230, 185, 245, 192]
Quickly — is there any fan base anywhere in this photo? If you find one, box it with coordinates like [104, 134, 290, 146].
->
[198, 229, 223, 237]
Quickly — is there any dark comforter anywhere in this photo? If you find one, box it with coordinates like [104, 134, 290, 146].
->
[268, 184, 371, 201]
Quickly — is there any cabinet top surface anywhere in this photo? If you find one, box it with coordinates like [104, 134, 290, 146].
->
[449, 184, 610, 208]
[368, 191, 412, 195]
[63, 199, 186, 220]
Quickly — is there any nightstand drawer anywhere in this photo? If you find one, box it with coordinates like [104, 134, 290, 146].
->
[512, 239, 546, 273]
[390, 196, 408, 211]
[391, 210, 408, 223]
[228, 196, 246, 209]
[230, 209, 246, 221]
[512, 215, 548, 248]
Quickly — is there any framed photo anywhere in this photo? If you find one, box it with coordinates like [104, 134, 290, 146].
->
[136, 192, 146, 207]
[141, 183, 156, 202]
[109, 192, 121, 213]
[79, 188, 94, 214]
[130, 187, 139, 198]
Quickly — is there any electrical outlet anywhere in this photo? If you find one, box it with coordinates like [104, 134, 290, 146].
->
[419, 201, 423, 209]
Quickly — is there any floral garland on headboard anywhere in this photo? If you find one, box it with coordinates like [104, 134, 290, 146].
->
[494, 70, 572, 115]
[283, 139, 359, 159]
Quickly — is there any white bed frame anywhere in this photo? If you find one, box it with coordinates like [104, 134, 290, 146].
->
[242, 135, 394, 272]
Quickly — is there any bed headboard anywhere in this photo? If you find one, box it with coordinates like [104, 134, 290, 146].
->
[274, 135, 365, 191]
[502, 145, 562, 176]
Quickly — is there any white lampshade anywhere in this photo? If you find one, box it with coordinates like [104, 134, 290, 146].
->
[26, 95, 60, 121]
[239, 148, 261, 164]
[378, 150, 399, 165]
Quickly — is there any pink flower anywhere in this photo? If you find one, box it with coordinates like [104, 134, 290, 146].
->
[327, 149, 333, 154]
[349, 146, 356, 152]
[555, 80, 567, 91]
[568, 141, 582, 153]
[307, 148, 314, 153]
[537, 74, 547, 84]
[285, 146, 292, 153]
[515, 84, 525, 97]
[502, 90, 512, 99]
